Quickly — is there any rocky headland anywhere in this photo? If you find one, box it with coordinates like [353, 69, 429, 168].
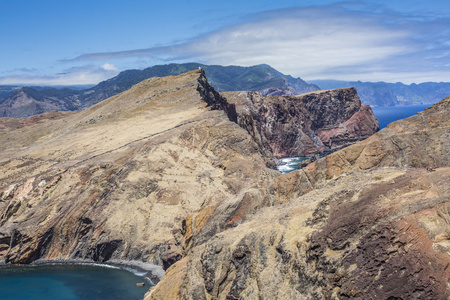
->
[223, 88, 378, 158]
[148, 95, 450, 299]
[0, 69, 449, 299]
[0, 63, 319, 118]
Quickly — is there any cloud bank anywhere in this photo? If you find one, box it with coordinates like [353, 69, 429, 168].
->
[3, 4, 450, 85]
[70, 5, 450, 83]
[0, 64, 120, 86]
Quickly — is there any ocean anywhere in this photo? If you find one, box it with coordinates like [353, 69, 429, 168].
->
[371, 104, 430, 129]
[0, 264, 152, 300]
[276, 104, 432, 173]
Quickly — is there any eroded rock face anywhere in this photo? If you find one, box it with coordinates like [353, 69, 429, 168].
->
[2, 69, 449, 300]
[0, 70, 278, 266]
[147, 96, 450, 299]
[147, 167, 450, 300]
[303, 95, 450, 182]
[223, 88, 379, 158]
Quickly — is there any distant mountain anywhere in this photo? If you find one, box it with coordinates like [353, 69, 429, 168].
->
[77, 63, 319, 108]
[0, 85, 93, 101]
[0, 86, 20, 100]
[0, 63, 319, 117]
[6, 63, 450, 117]
[0, 87, 79, 118]
[310, 80, 450, 107]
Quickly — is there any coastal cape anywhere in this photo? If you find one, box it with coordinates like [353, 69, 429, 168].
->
[149, 95, 450, 299]
[1, 70, 448, 299]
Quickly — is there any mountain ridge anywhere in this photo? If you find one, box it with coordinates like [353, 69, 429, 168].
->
[2, 64, 450, 118]
[0, 63, 319, 118]
[310, 79, 450, 107]
[0, 70, 449, 299]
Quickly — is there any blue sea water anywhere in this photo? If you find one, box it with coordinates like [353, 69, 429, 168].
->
[277, 104, 432, 174]
[0, 264, 152, 300]
[371, 104, 430, 129]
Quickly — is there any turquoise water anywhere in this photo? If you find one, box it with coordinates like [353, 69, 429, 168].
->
[0, 264, 152, 300]
[372, 104, 430, 129]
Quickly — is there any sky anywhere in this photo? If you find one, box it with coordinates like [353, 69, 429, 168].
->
[1, 0, 449, 86]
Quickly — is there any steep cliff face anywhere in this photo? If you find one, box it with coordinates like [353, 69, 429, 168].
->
[0, 70, 278, 267]
[303, 95, 450, 180]
[223, 87, 379, 158]
[2, 69, 448, 300]
[147, 96, 450, 299]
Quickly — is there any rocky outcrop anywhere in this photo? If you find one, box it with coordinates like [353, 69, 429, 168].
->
[0, 70, 279, 267]
[223, 87, 379, 158]
[147, 96, 450, 299]
[2, 69, 449, 300]
[302, 95, 450, 182]
[312, 80, 450, 107]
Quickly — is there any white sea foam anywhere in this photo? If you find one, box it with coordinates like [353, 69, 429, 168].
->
[276, 157, 308, 174]
[30, 258, 163, 285]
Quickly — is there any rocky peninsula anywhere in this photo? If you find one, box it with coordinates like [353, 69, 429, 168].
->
[1, 69, 448, 299]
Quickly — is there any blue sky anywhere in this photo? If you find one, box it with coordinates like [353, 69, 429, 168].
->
[1, 0, 449, 86]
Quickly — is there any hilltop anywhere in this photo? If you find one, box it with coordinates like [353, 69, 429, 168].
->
[0, 70, 448, 299]
[0, 63, 318, 118]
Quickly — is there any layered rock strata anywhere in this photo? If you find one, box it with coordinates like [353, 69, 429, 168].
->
[147, 96, 450, 299]
[2, 69, 449, 300]
[223, 88, 379, 158]
[0, 70, 278, 267]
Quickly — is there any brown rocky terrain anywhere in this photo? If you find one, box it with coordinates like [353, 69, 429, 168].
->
[1, 69, 449, 300]
[223, 88, 378, 158]
[0, 70, 280, 269]
[147, 96, 450, 299]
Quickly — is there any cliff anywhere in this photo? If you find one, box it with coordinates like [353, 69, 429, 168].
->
[0, 63, 319, 118]
[1, 70, 449, 300]
[147, 96, 450, 299]
[0, 70, 279, 267]
[312, 79, 450, 107]
[223, 88, 379, 158]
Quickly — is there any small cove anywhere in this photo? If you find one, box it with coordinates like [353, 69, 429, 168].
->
[0, 263, 154, 300]
[277, 104, 432, 174]
[277, 156, 309, 174]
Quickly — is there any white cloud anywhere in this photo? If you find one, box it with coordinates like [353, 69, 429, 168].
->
[101, 63, 120, 72]
[0, 64, 121, 86]
[186, 14, 409, 76]
[6, 5, 450, 85]
[182, 7, 450, 83]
